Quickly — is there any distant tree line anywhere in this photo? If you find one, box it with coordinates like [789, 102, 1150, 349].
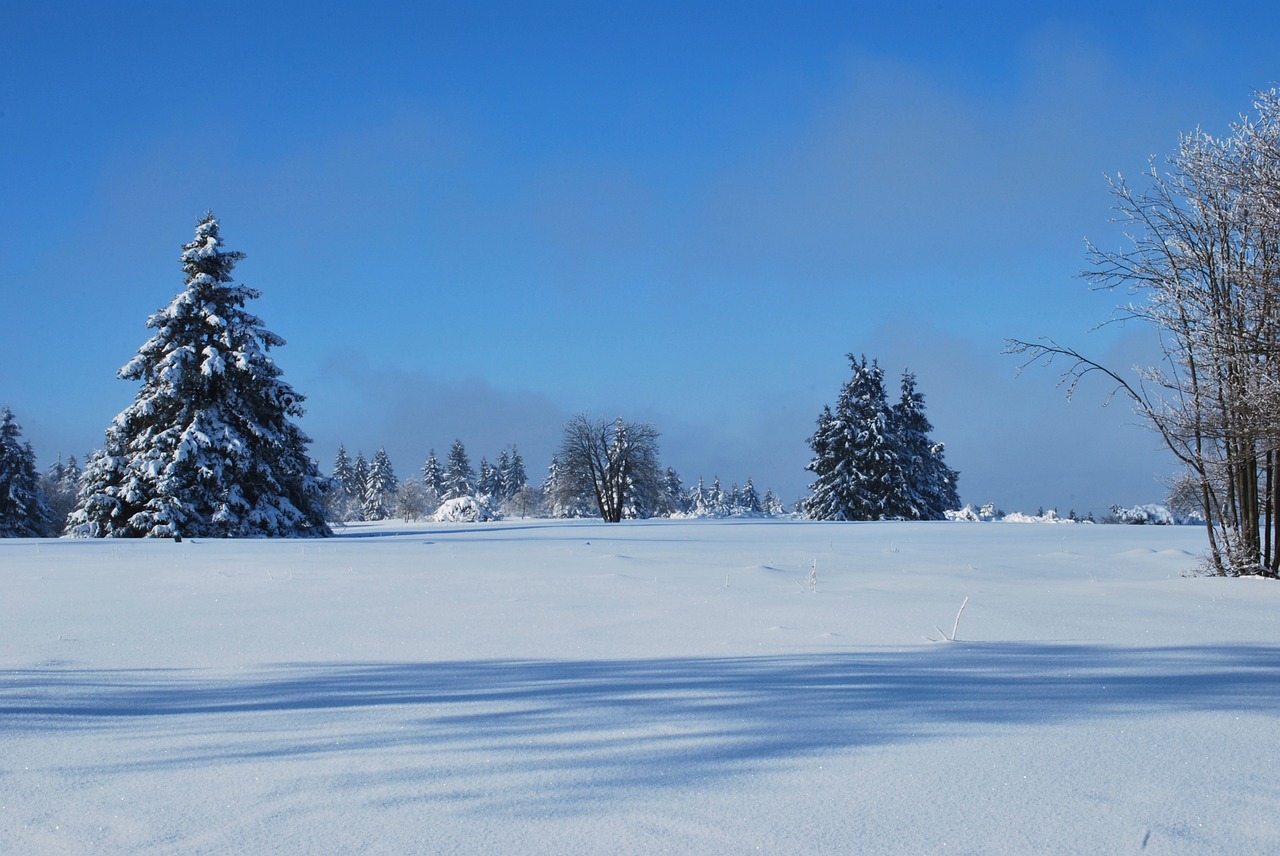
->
[326, 440, 533, 523]
[321, 417, 788, 525]
[2, 212, 974, 539]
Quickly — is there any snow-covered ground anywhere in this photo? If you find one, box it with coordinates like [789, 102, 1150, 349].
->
[3, 519, 1278, 854]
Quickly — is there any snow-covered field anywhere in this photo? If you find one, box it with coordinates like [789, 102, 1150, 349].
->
[3, 519, 1278, 854]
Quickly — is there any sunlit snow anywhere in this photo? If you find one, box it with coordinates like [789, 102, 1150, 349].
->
[2, 519, 1277, 854]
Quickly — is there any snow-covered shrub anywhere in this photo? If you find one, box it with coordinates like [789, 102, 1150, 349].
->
[946, 503, 1003, 522]
[945, 505, 982, 522]
[1003, 509, 1076, 524]
[1110, 504, 1192, 525]
[433, 495, 501, 523]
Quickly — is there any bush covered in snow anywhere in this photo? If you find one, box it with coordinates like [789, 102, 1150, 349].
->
[946, 502, 1009, 522]
[1109, 503, 1203, 525]
[432, 495, 501, 523]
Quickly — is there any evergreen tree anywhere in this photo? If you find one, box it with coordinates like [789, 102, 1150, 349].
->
[332, 444, 354, 497]
[804, 355, 906, 521]
[802, 405, 836, 519]
[61, 454, 82, 492]
[363, 447, 398, 520]
[541, 455, 560, 513]
[477, 457, 500, 498]
[660, 466, 686, 516]
[688, 476, 709, 516]
[707, 476, 727, 517]
[504, 446, 528, 500]
[421, 450, 444, 496]
[72, 449, 121, 537]
[542, 453, 591, 518]
[442, 439, 474, 500]
[762, 488, 785, 516]
[494, 451, 511, 498]
[40, 454, 82, 535]
[738, 478, 762, 515]
[348, 452, 370, 521]
[891, 371, 960, 519]
[318, 444, 361, 523]
[0, 407, 50, 537]
[67, 214, 328, 538]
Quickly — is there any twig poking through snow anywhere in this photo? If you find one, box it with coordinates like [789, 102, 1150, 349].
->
[951, 596, 969, 641]
[926, 596, 970, 642]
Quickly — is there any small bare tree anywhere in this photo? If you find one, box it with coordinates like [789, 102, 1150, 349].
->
[1010, 88, 1280, 576]
[555, 414, 663, 522]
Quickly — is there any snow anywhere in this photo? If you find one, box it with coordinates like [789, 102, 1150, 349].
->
[3, 519, 1278, 854]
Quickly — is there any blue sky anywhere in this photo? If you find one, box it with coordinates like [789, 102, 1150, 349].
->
[4, 1, 1279, 515]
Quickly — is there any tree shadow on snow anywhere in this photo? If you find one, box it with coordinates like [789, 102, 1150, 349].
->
[3, 644, 1278, 813]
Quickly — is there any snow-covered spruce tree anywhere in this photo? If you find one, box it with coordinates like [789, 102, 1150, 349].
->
[803, 355, 908, 521]
[542, 455, 583, 518]
[503, 446, 528, 501]
[707, 476, 728, 517]
[321, 443, 361, 523]
[66, 213, 329, 538]
[346, 451, 370, 521]
[363, 447, 398, 520]
[40, 454, 82, 535]
[804, 357, 959, 521]
[541, 455, 561, 514]
[0, 406, 51, 537]
[890, 371, 961, 520]
[332, 444, 354, 496]
[421, 450, 444, 497]
[494, 451, 511, 498]
[658, 466, 686, 516]
[442, 439, 474, 500]
[477, 457, 500, 499]
[762, 488, 786, 516]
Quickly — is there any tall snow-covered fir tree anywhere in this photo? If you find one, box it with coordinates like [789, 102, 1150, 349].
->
[803, 355, 907, 521]
[542, 454, 591, 518]
[363, 447, 398, 520]
[803, 355, 959, 521]
[320, 443, 360, 524]
[332, 444, 354, 496]
[891, 371, 960, 520]
[477, 457, 500, 499]
[762, 488, 785, 516]
[40, 454, 82, 535]
[66, 213, 330, 538]
[494, 451, 511, 497]
[421, 450, 444, 497]
[442, 439, 474, 500]
[737, 478, 763, 515]
[503, 446, 527, 500]
[0, 406, 51, 537]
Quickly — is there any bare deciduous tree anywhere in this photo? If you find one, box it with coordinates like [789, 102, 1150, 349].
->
[1010, 88, 1280, 576]
[555, 414, 663, 523]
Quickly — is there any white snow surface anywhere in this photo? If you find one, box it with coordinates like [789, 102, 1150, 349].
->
[3, 519, 1278, 854]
